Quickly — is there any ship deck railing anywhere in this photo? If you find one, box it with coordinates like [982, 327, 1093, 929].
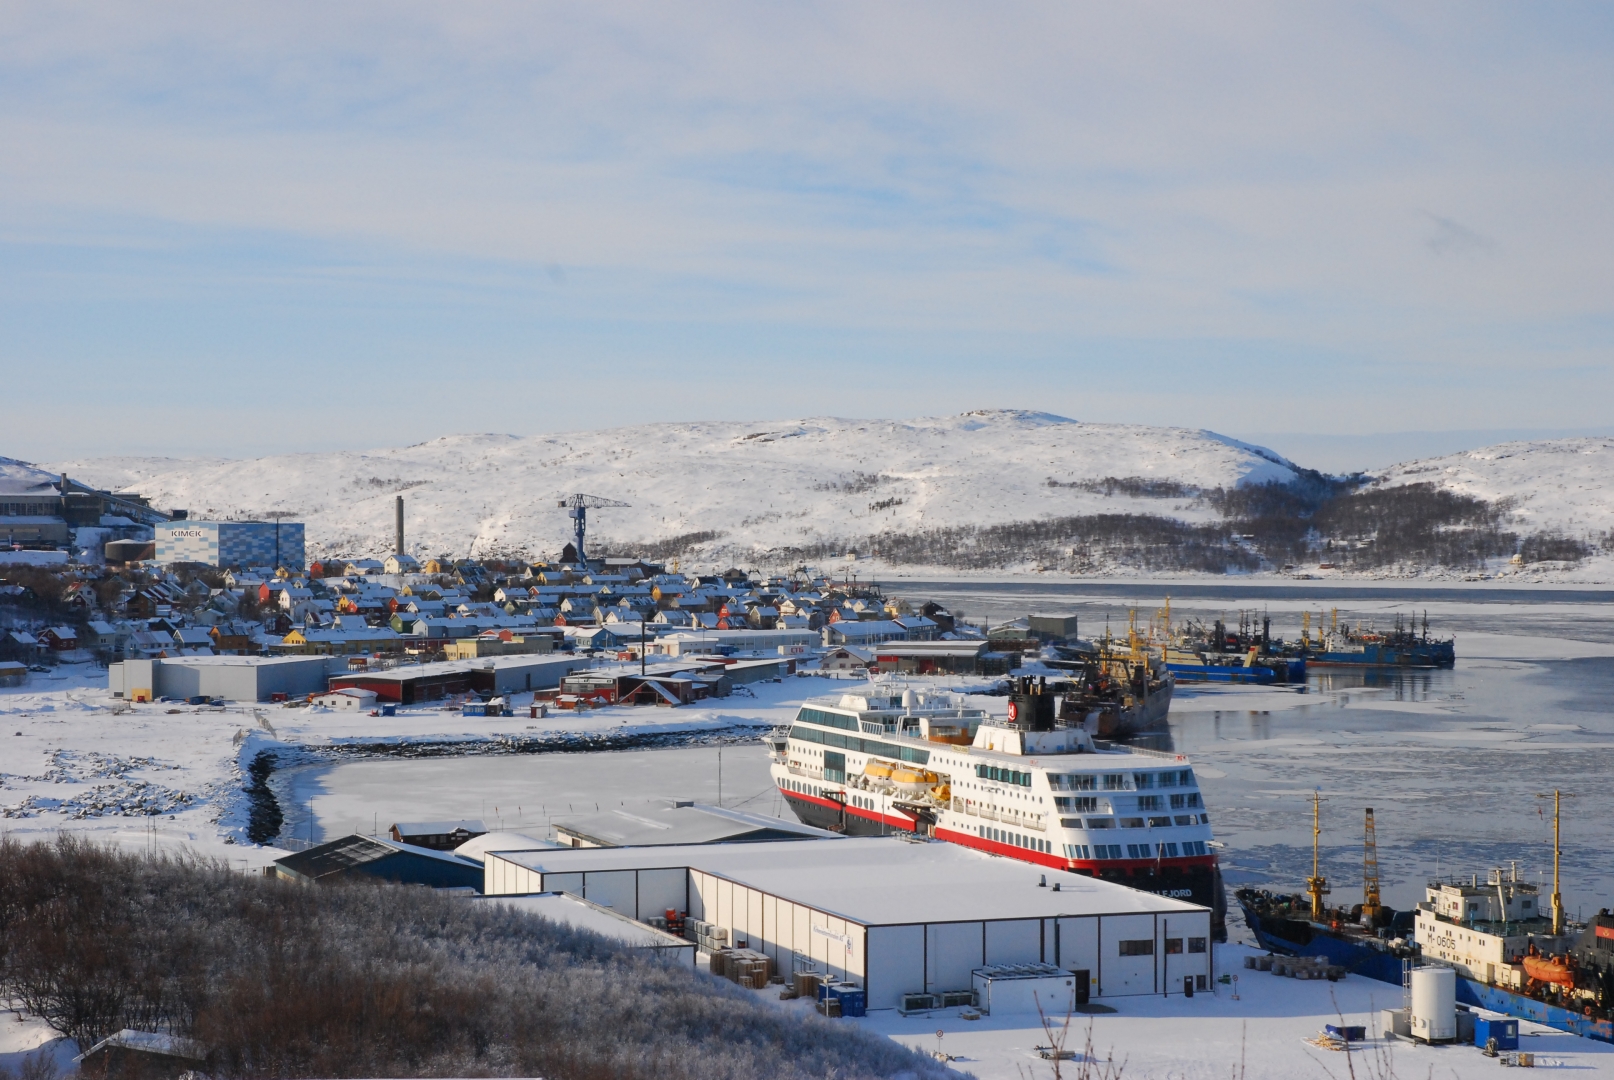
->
[786, 765, 824, 780]
[1092, 741, 1189, 761]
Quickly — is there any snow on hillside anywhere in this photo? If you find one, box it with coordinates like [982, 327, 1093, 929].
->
[0, 456, 59, 489]
[42, 411, 1306, 563]
[1374, 437, 1614, 540]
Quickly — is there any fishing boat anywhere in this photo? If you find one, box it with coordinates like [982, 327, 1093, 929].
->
[1235, 798, 1419, 982]
[765, 676, 1225, 934]
[1299, 610, 1455, 668]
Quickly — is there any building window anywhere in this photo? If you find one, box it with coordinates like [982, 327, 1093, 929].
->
[1165, 938, 1184, 955]
[1119, 817, 1145, 829]
[1056, 796, 1098, 813]
[1137, 795, 1163, 811]
[1126, 843, 1152, 859]
[1183, 840, 1208, 857]
[1086, 817, 1114, 829]
[1102, 773, 1128, 790]
[1159, 842, 1180, 858]
[1119, 939, 1154, 957]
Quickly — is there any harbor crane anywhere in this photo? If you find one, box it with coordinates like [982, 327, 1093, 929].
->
[557, 494, 629, 564]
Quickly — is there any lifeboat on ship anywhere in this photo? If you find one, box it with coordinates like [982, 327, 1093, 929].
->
[1523, 954, 1575, 987]
[890, 766, 940, 794]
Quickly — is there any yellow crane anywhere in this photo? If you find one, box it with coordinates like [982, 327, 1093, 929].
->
[1362, 807, 1381, 923]
[1306, 791, 1330, 920]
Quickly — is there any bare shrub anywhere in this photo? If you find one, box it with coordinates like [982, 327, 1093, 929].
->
[0, 837, 947, 1080]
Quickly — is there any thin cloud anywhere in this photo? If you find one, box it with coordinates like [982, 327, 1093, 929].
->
[1425, 213, 1499, 257]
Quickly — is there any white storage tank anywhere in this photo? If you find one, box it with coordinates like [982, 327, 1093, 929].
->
[1409, 967, 1456, 1042]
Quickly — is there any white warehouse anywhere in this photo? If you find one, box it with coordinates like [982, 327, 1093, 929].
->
[482, 836, 1212, 1010]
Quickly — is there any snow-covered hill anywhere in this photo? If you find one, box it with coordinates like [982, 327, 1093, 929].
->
[1370, 437, 1614, 540]
[40, 411, 1307, 563]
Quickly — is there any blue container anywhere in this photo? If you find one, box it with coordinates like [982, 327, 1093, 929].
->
[833, 987, 867, 1018]
[1474, 1017, 1519, 1051]
[380, 704, 396, 717]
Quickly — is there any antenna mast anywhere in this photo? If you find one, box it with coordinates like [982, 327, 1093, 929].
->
[1362, 807, 1381, 923]
[1306, 791, 1330, 921]
[1536, 789, 1576, 936]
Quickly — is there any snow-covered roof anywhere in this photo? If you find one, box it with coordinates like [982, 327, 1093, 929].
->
[394, 819, 487, 836]
[452, 830, 558, 863]
[468, 892, 693, 953]
[74, 1029, 204, 1064]
[491, 836, 1204, 925]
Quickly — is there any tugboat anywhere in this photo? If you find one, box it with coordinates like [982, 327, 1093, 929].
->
[1412, 792, 1613, 1043]
[1236, 797, 1419, 983]
[765, 676, 1225, 933]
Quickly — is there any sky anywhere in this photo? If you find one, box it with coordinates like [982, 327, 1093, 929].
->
[3, 2, 1613, 470]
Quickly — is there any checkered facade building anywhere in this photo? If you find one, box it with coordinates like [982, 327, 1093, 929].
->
[156, 521, 306, 569]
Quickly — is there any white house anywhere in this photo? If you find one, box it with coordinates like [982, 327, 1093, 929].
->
[312, 687, 380, 711]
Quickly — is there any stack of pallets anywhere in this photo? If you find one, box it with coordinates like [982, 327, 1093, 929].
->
[684, 918, 729, 953]
[711, 948, 773, 988]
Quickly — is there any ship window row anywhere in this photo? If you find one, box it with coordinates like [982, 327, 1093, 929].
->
[976, 764, 1032, 787]
[789, 725, 931, 766]
[1135, 793, 1203, 811]
[977, 824, 1052, 855]
[1055, 796, 1099, 813]
[797, 707, 861, 732]
[1133, 770, 1195, 789]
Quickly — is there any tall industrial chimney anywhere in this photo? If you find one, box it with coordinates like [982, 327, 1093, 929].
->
[395, 496, 405, 555]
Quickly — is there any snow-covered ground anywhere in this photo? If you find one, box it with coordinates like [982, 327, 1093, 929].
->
[846, 942, 1614, 1078]
[0, 665, 857, 866]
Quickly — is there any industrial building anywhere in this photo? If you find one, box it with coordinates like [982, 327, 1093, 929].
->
[552, 801, 840, 848]
[652, 629, 818, 657]
[327, 654, 591, 703]
[870, 640, 1009, 676]
[271, 834, 482, 889]
[156, 520, 306, 569]
[108, 655, 332, 701]
[481, 837, 1213, 1009]
[469, 893, 697, 966]
[391, 819, 487, 850]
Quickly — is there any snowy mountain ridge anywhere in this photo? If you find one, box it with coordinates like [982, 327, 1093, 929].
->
[38, 412, 1306, 562]
[22, 416, 1614, 576]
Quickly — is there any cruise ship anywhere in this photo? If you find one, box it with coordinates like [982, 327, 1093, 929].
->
[766, 677, 1225, 930]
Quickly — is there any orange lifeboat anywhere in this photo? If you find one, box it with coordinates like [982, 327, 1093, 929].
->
[1523, 955, 1574, 986]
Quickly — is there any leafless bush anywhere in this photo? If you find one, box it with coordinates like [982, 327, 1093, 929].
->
[0, 837, 949, 1080]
